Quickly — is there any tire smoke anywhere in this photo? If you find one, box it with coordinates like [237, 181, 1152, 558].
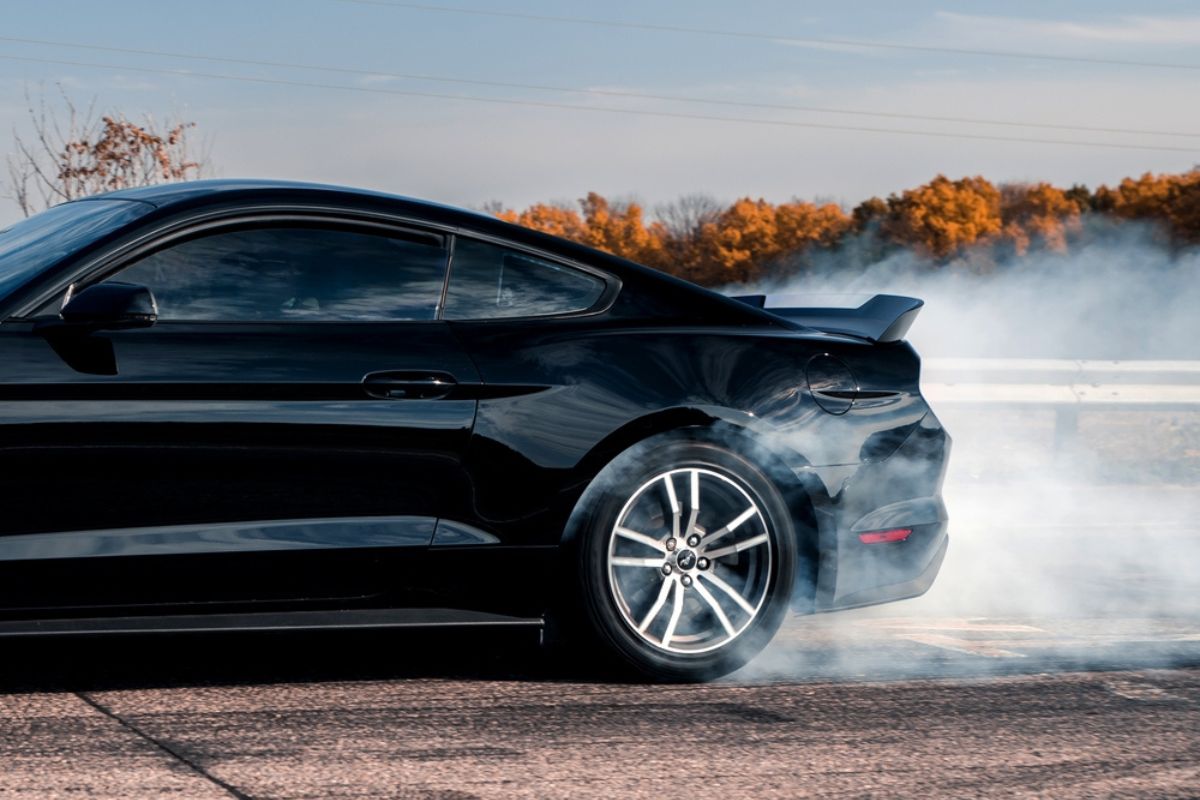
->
[732, 223, 1200, 680]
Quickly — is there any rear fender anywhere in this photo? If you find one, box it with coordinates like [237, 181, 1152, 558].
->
[562, 411, 831, 609]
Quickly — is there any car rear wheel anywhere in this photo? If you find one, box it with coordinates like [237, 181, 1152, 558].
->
[576, 434, 796, 682]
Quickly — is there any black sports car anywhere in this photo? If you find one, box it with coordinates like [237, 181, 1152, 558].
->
[0, 180, 949, 681]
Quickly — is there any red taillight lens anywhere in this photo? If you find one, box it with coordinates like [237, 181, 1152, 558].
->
[858, 528, 912, 544]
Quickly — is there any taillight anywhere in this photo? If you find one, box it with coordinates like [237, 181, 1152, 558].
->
[858, 528, 912, 544]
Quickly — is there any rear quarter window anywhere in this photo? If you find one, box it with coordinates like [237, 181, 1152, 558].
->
[442, 238, 605, 320]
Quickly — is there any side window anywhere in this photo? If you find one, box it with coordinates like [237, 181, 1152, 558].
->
[442, 238, 606, 320]
[101, 224, 448, 321]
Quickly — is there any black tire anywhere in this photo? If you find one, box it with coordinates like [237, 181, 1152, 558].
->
[575, 432, 797, 682]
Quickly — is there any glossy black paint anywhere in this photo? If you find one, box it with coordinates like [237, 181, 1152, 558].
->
[0, 180, 949, 626]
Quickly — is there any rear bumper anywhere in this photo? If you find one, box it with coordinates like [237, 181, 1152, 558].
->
[821, 508, 948, 610]
[811, 411, 951, 612]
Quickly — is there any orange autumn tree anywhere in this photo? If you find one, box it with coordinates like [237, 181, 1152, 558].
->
[494, 194, 665, 268]
[1170, 172, 1200, 245]
[851, 196, 888, 232]
[776, 200, 853, 254]
[881, 175, 1002, 259]
[695, 198, 780, 283]
[578, 192, 664, 267]
[495, 202, 587, 241]
[998, 182, 1081, 255]
[1095, 170, 1200, 246]
[694, 198, 851, 284]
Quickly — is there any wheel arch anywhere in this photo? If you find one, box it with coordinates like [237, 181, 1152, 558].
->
[562, 407, 830, 581]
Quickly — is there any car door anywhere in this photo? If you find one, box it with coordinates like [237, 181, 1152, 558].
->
[0, 214, 480, 615]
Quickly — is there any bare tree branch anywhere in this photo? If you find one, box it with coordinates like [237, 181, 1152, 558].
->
[654, 193, 722, 241]
[3, 84, 210, 217]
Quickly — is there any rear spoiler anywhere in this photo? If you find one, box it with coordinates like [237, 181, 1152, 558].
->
[732, 293, 924, 343]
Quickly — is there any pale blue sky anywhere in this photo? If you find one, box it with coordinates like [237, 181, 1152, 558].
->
[2, 1, 1199, 223]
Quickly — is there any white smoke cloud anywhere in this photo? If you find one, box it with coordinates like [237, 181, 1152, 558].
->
[734, 224, 1200, 679]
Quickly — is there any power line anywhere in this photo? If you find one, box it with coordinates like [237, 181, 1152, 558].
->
[337, 0, 1200, 72]
[0, 52, 1196, 154]
[1, 35, 1197, 140]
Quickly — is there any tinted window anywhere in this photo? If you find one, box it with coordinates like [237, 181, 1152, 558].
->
[443, 238, 605, 319]
[0, 200, 150, 305]
[106, 225, 447, 321]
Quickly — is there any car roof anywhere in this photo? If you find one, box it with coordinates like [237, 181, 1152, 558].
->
[95, 179, 499, 225]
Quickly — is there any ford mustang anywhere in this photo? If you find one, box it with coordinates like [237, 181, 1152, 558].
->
[0, 180, 950, 681]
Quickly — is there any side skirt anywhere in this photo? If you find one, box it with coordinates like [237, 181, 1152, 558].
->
[0, 607, 544, 637]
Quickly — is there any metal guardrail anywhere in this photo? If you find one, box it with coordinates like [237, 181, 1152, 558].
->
[921, 358, 1200, 448]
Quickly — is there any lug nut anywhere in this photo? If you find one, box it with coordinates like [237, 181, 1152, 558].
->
[681, 575, 693, 587]
[697, 557, 710, 570]
[687, 535, 700, 547]
[665, 538, 677, 552]
[661, 564, 673, 576]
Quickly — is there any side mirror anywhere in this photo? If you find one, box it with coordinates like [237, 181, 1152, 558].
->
[60, 282, 158, 331]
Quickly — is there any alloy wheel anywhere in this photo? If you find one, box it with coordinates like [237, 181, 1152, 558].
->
[605, 467, 773, 655]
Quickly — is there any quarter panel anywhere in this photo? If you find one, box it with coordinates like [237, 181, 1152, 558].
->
[449, 321, 934, 552]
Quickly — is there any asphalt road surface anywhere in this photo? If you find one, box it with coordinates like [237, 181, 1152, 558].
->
[2, 482, 1199, 798]
[1, 607, 1198, 800]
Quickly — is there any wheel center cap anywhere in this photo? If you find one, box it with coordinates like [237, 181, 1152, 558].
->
[675, 549, 697, 570]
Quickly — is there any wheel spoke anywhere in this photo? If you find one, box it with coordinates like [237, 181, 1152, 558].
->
[607, 466, 772, 655]
[639, 574, 675, 632]
[692, 577, 735, 638]
[703, 532, 770, 561]
[698, 570, 756, 616]
[660, 578, 686, 648]
[611, 556, 665, 568]
[683, 469, 700, 537]
[615, 526, 667, 553]
[661, 474, 681, 541]
[698, 506, 758, 549]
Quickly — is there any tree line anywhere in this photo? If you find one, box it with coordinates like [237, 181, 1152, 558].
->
[493, 171, 1200, 286]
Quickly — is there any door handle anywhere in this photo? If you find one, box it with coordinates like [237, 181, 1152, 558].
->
[362, 371, 457, 400]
